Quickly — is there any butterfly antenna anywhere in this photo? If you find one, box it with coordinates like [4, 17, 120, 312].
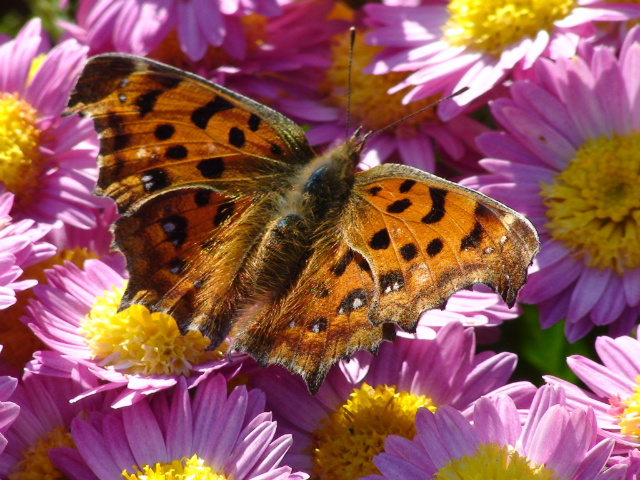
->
[370, 86, 470, 138]
[345, 26, 356, 139]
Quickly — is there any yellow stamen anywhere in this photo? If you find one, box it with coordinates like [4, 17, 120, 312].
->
[8, 426, 75, 480]
[323, 33, 440, 132]
[443, 0, 575, 56]
[434, 442, 556, 479]
[122, 454, 226, 480]
[541, 133, 640, 273]
[80, 284, 224, 376]
[312, 383, 436, 479]
[0, 93, 43, 209]
[617, 376, 640, 436]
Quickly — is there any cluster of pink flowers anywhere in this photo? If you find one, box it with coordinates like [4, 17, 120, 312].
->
[1, 0, 640, 478]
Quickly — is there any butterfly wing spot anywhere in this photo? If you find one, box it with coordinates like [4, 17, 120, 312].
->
[421, 188, 447, 224]
[369, 229, 391, 250]
[194, 190, 211, 207]
[191, 97, 235, 129]
[426, 238, 444, 257]
[196, 157, 225, 179]
[309, 317, 328, 334]
[368, 186, 382, 196]
[229, 127, 246, 148]
[134, 89, 164, 117]
[154, 124, 175, 141]
[399, 179, 416, 193]
[379, 270, 405, 295]
[213, 201, 235, 227]
[141, 168, 170, 192]
[330, 249, 354, 276]
[168, 258, 186, 275]
[166, 145, 188, 160]
[270, 143, 284, 156]
[460, 221, 484, 251]
[400, 243, 418, 261]
[386, 198, 412, 214]
[161, 215, 188, 248]
[337, 289, 368, 315]
[248, 113, 261, 132]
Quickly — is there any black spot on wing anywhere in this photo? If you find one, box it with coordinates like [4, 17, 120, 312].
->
[197, 158, 225, 179]
[400, 243, 418, 261]
[331, 249, 354, 276]
[426, 238, 444, 257]
[379, 271, 405, 294]
[421, 188, 447, 224]
[161, 215, 188, 248]
[155, 124, 175, 140]
[461, 221, 484, 250]
[370, 229, 390, 250]
[248, 114, 261, 132]
[309, 317, 328, 333]
[141, 168, 169, 192]
[368, 186, 382, 196]
[191, 97, 234, 129]
[229, 127, 245, 148]
[194, 190, 211, 207]
[166, 145, 188, 160]
[134, 89, 162, 117]
[337, 289, 368, 315]
[399, 179, 416, 193]
[213, 202, 234, 226]
[387, 198, 412, 214]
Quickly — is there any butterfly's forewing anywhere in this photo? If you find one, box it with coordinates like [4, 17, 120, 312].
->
[66, 54, 315, 213]
[342, 163, 540, 329]
[231, 233, 396, 394]
[66, 54, 318, 344]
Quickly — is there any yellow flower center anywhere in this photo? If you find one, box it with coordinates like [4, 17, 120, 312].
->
[323, 33, 440, 133]
[8, 425, 75, 480]
[0, 93, 43, 209]
[443, 0, 575, 56]
[540, 133, 640, 273]
[122, 454, 226, 480]
[80, 284, 224, 376]
[434, 442, 556, 479]
[617, 376, 640, 436]
[312, 383, 436, 479]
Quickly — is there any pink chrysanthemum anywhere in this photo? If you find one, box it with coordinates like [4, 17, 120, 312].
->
[0, 18, 104, 229]
[0, 189, 54, 310]
[50, 374, 307, 480]
[22, 259, 239, 407]
[463, 26, 640, 341]
[0, 349, 18, 455]
[0, 370, 110, 479]
[62, 0, 281, 62]
[546, 334, 640, 454]
[250, 322, 536, 479]
[363, 0, 640, 120]
[364, 385, 626, 479]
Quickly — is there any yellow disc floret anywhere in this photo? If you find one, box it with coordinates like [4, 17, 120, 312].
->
[443, 0, 575, 56]
[122, 455, 226, 480]
[8, 426, 75, 480]
[0, 93, 43, 208]
[541, 132, 640, 273]
[312, 383, 436, 479]
[434, 442, 556, 479]
[81, 284, 222, 376]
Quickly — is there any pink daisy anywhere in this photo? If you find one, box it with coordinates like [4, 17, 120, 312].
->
[50, 374, 307, 480]
[0, 351, 18, 455]
[22, 259, 239, 407]
[0, 189, 55, 310]
[62, 0, 281, 62]
[463, 26, 640, 341]
[0, 369, 110, 479]
[249, 321, 536, 478]
[364, 385, 626, 479]
[363, 0, 640, 120]
[0, 18, 104, 229]
[546, 334, 640, 453]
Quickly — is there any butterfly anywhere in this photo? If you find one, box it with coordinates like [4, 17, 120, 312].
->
[66, 53, 539, 394]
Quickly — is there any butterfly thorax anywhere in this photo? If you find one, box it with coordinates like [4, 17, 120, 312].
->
[249, 137, 361, 300]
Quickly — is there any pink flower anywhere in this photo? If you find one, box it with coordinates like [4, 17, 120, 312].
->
[363, 0, 640, 120]
[50, 375, 307, 480]
[249, 322, 535, 478]
[463, 26, 640, 340]
[62, 0, 281, 62]
[364, 385, 626, 479]
[0, 350, 18, 455]
[0, 18, 104, 229]
[22, 259, 239, 407]
[0, 189, 55, 310]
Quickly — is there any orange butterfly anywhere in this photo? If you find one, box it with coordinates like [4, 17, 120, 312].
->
[67, 54, 539, 393]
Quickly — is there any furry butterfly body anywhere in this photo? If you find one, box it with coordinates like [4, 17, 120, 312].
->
[67, 54, 539, 393]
